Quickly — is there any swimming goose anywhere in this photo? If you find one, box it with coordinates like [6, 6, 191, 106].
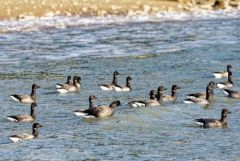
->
[144, 86, 167, 106]
[56, 76, 81, 93]
[98, 71, 119, 91]
[194, 108, 230, 128]
[222, 89, 240, 99]
[6, 103, 37, 122]
[187, 81, 216, 99]
[56, 76, 72, 88]
[74, 95, 97, 116]
[183, 83, 214, 106]
[162, 85, 181, 102]
[10, 84, 40, 104]
[157, 86, 167, 105]
[74, 100, 121, 118]
[75, 76, 81, 89]
[213, 65, 232, 79]
[113, 76, 132, 92]
[216, 71, 233, 89]
[9, 122, 43, 142]
[128, 90, 158, 107]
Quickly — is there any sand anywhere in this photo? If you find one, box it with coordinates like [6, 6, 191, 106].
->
[0, 0, 239, 20]
[0, 0, 181, 20]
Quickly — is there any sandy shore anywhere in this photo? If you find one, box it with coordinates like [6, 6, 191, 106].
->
[0, 0, 239, 20]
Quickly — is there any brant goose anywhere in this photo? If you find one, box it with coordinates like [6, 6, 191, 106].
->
[10, 84, 40, 104]
[213, 65, 232, 79]
[56, 75, 72, 88]
[194, 108, 230, 128]
[222, 89, 240, 99]
[187, 81, 216, 99]
[56, 76, 81, 93]
[156, 86, 167, 105]
[9, 122, 43, 142]
[217, 71, 233, 89]
[75, 76, 81, 89]
[6, 103, 37, 122]
[74, 100, 121, 118]
[128, 90, 158, 107]
[98, 71, 119, 91]
[183, 83, 214, 106]
[74, 95, 97, 116]
[162, 85, 181, 102]
[113, 76, 132, 92]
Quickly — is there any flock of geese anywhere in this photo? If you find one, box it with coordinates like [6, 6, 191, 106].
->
[6, 64, 240, 142]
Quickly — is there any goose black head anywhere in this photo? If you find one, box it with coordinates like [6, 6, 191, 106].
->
[33, 122, 43, 129]
[32, 84, 40, 89]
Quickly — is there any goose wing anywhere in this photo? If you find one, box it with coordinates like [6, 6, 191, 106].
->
[9, 133, 34, 142]
[6, 115, 33, 122]
[98, 84, 115, 90]
[187, 92, 205, 99]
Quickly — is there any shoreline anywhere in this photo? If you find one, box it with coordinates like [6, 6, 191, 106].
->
[0, 0, 240, 20]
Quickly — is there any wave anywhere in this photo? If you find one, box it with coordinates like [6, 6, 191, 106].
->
[0, 9, 239, 33]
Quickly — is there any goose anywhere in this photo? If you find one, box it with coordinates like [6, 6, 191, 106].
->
[56, 76, 72, 88]
[56, 76, 81, 93]
[156, 86, 167, 105]
[113, 76, 132, 92]
[74, 95, 97, 116]
[187, 81, 216, 99]
[162, 85, 181, 102]
[9, 123, 43, 142]
[148, 86, 167, 106]
[75, 76, 81, 89]
[98, 71, 119, 91]
[194, 108, 230, 128]
[10, 84, 40, 104]
[213, 65, 232, 79]
[183, 83, 214, 106]
[222, 89, 240, 99]
[128, 90, 158, 107]
[74, 100, 121, 118]
[6, 103, 37, 122]
[216, 71, 233, 89]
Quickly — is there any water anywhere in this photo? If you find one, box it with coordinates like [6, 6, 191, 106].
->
[0, 10, 240, 160]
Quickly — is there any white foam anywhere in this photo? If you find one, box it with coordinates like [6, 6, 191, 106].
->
[0, 9, 239, 33]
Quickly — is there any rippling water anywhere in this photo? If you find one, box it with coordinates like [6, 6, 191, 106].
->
[0, 11, 240, 160]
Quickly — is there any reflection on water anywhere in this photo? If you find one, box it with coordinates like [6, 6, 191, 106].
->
[0, 13, 240, 160]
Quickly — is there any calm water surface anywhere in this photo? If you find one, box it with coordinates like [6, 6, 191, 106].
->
[0, 12, 240, 161]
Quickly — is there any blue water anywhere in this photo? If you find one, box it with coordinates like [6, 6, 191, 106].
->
[0, 11, 240, 160]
